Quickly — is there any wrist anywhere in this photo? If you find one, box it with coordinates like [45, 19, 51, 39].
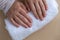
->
[3, 0, 15, 15]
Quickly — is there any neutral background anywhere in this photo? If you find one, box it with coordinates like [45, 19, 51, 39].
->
[0, 0, 60, 40]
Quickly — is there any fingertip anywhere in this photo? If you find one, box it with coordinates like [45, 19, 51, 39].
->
[16, 25, 20, 27]
[23, 24, 28, 28]
[45, 6, 48, 11]
[29, 18, 32, 23]
[43, 12, 47, 17]
[40, 17, 44, 21]
[29, 23, 32, 28]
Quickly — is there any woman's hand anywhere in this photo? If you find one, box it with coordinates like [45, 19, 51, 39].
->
[7, 1, 32, 28]
[23, 0, 48, 20]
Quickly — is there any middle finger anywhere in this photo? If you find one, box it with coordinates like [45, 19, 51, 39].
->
[39, 0, 46, 17]
[34, 0, 44, 20]
[16, 12, 32, 27]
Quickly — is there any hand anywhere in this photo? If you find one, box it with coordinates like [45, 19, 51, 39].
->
[23, 0, 48, 20]
[6, 1, 32, 28]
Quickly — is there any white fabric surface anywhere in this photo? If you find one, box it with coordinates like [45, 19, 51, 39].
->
[4, 0, 58, 40]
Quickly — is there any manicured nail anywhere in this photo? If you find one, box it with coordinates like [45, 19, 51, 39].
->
[29, 23, 32, 28]
[25, 25, 28, 28]
[41, 18, 44, 21]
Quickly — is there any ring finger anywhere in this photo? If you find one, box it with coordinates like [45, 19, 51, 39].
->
[16, 12, 32, 27]
[14, 14, 29, 28]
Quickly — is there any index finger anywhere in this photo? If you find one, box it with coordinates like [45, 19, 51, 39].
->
[18, 7, 32, 23]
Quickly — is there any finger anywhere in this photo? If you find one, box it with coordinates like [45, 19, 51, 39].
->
[28, 0, 39, 19]
[20, 2, 28, 13]
[20, 0, 30, 12]
[42, 0, 48, 10]
[34, 1, 44, 20]
[14, 15, 29, 28]
[16, 12, 32, 27]
[39, 0, 46, 17]
[24, 0, 30, 12]
[10, 18, 20, 27]
[18, 7, 32, 23]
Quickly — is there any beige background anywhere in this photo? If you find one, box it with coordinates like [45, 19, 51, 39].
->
[0, 0, 60, 40]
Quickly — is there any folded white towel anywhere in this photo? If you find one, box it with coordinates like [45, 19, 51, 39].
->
[4, 0, 58, 40]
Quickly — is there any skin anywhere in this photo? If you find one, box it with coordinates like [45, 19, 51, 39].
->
[22, 0, 48, 20]
[6, 0, 48, 28]
[6, 0, 32, 28]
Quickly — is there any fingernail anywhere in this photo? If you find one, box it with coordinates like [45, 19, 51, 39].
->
[44, 14, 46, 17]
[41, 18, 44, 21]
[25, 27, 28, 28]
[25, 25, 28, 28]
[46, 7, 48, 11]
[29, 23, 32, 28]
